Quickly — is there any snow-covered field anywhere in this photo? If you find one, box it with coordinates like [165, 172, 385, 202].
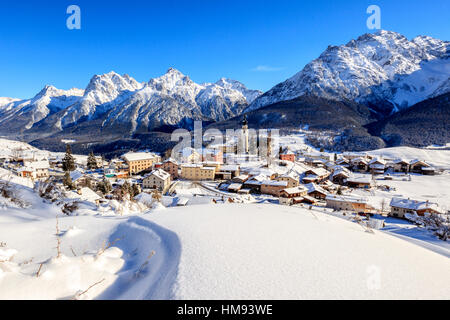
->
[1, 135, 450, 300]
[1, 201, 449, 300]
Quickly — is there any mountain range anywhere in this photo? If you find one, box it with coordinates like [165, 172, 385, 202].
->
[0, 30, 448, 154]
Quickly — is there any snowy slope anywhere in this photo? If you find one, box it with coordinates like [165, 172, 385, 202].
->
[0, 69, 261, 135]
[0, 86, 84, 130]
[101, 69, 262, 133]
[248, 30, 450, 114]
[144, 204, 450, 299]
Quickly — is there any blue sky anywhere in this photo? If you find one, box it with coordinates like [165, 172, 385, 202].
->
[0, 0, 449, 99]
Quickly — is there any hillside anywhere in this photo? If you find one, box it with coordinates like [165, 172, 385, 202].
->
[367, 93, 450, 147]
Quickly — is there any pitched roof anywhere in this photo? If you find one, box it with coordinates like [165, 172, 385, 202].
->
[123, 152, 158, 162]
[390, 197, 443, 213]
[145, 169, 171, 181]
[305, 183, 327, 195]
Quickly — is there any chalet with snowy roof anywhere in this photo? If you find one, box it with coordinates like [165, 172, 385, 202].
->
[346, 176, 373, 189]
[350, 157, 369, 172]
[393, 159, 410, 173]
[143, 169, 171, 192]
[302, 168, 330, 184]
[305, 183, 328, 200]
[261, 180, 288, 197]
[122, 152, 161, 175]
[325, 195, 373, 213]
[232, 174, 251, 184]
[389, 198, 444, 218]
[409, 160, 432, 174]
[369, 158, 387, 175]
[336, 158, 350, 167]
[276, 172, 299, 188]
[227, 183, 243, 193]
[342, 152, 371, 161]
[242, 174, 268, 193]
[330, 166, 350, 185]
[279, 186, 308, 206]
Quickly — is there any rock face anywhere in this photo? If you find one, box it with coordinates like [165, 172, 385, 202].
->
[0, 69, 262, 137]
[248, 30, 449, 115]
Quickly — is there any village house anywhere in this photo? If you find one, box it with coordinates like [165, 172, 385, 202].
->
[389, 198, 444, 218]
[305, 183, 328, 199]
[215, 164, 240, 180]
[369, 158, 386, 175]
[180, 164, 216, 181]
[279, 186, 308, 206]
[409, 160, 431, 174]
[393, 159, 410, 173]
[142, 169, 171, 193]
[302, 168, 330, 184]
[342, 152, 371, 161]
[279, 147, 296, 162]
[122, 152, 161, 175]
[242, 174, 268, 193]
[330, 166, 350, 185]
[17, 160, 50, 181]
[346, 176, 373, 189]
[350, 157, 369, 173]
[161, 159, 179, 179]
[261, 180, 288, 197]
[325, 195, 373, 214]
[275, 172, 299, 188]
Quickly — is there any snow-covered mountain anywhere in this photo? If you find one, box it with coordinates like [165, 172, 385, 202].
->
[248, 30, 450, 114]
[0, 86, 84, 131]
[101, 69, 262, 133]
[0, 69, 261, 136]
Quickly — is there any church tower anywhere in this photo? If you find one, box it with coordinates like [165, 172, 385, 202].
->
[242, 115, 249, 154]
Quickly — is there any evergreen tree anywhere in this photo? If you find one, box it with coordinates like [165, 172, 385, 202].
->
[62, 144, 76, 172]
[98, 178, 112, 195]
[63, 171, 74, 190]
[131, 184, 141, 197]
[87, 151, 98, 170]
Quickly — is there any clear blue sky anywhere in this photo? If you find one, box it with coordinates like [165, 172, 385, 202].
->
[0, 0, 449, 99]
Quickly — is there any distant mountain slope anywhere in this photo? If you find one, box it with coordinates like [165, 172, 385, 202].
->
[248, 30, 449, 115]
[0, 69, 262, 139]
[367, 92, 450, 147]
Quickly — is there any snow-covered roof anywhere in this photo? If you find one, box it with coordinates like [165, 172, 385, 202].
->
[220, 164, 240, 172]
[305, 183, 327, 195]
[409, 159, 430, 166]
[70, 170, 84, 182]
[326, 194, 368, 204]
[390, 197, 443, 213]
[145, 169, 170, 181]
[281, 186, 308, 195]
[123, 152, 158, 162]
[262, 180, 288, 187]
[346, 176, 372, 184]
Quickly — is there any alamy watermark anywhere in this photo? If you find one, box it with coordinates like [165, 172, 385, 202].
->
[66, 5, 81, 30]
[367, 5, 381, 30]
[170, 121, 280, 165]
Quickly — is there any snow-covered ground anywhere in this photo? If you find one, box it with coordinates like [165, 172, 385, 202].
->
[1, 196, 449, 299]
[1, 135, 450, 300]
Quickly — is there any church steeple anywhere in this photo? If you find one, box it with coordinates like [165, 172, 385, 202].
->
[242, 115, 248, 128]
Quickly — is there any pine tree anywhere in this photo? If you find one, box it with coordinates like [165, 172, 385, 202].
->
[131, 184, 141, 197]
[62, 144, 76, 172]
[63, 171, 74, 190]
[98, 177, 112, 195]
[87, 151, 98, 170]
